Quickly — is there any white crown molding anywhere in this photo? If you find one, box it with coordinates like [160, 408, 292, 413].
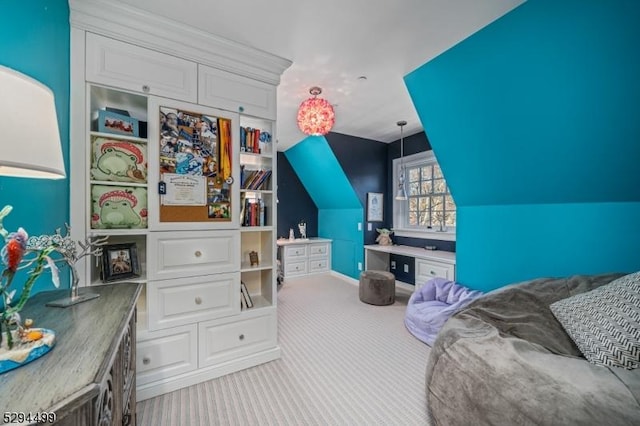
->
[69, 0, 292, 85]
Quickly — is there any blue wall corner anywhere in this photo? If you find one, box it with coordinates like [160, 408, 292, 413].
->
[405, 0, 640, 289]
[284, 136, 362, 209]
[319, 209, 363, 279]
[0, 0, 71, 294]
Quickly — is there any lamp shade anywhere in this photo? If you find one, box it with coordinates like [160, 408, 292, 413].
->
[0, 65, 65, 179]
[297, 86, 335, 136]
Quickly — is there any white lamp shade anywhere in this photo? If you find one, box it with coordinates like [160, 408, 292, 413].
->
[0, 65, 65, 179]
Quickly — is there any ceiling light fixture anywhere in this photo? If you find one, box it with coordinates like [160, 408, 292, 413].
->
[395, 120, 408, 201]
[297, 86, 335, 136]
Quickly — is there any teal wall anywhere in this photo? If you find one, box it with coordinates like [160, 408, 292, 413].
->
[285, 136, 363, 278]
[405, 0, 640, 291]
[0, 1, 70, 293]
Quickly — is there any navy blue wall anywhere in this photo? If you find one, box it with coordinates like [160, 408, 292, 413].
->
[325, 132, 387, 245]
[276, 152, 317, 239]
[387, 131, 456, 252]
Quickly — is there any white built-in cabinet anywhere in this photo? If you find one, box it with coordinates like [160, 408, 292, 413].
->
[69, 0, 291, 402]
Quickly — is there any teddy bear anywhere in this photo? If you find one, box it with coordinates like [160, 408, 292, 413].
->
[375, 228, 394, 246]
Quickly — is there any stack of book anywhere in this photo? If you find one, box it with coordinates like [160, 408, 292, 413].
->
[240, 195, 266, 226]
[240, 127, 262, 153]
[240, 167, 272, 190]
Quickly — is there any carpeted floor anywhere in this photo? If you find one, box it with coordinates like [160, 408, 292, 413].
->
[137, 273, 430, 425]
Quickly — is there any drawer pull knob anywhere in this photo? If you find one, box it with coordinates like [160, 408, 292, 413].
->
[195, 296, 202, 305]
[142, 85, 150, 93]
[195, 250, 202, 257]
[430, 271, 436, 275]
[142, 357, 151, 365]
[239, 334, 245, 341]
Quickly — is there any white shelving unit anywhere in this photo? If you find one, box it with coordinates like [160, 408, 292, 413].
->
[69, 0, 290, 403]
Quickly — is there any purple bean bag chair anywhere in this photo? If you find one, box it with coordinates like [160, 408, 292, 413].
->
[405, 278, 483, 345]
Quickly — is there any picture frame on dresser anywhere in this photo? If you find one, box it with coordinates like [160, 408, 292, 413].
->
[101, 242, 140, 282]
[366, 192, 384, 222]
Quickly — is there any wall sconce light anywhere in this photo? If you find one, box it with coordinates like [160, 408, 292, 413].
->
[395, 120, 408, 201]
[297, 86, 335, 136]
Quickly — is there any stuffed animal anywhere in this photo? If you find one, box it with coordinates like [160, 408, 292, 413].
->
[376, 228, 393, 246]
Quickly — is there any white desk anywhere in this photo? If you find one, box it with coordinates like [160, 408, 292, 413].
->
[364, 244, 456, 292]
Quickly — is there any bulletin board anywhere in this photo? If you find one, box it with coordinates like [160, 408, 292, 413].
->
[157, 106, 233, 222]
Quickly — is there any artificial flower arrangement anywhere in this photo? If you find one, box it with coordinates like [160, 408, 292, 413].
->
[0, 205, 60, 351]
[0, 204, 106, 370]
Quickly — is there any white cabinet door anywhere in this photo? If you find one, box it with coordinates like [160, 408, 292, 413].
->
[148, 230, 240, 280]
[198, 310, 277, 367]
[199, 65, 276, 120]
[86, 32, 198, 103]
[147, 273, 240, 330]
[136, 324, 198, 385]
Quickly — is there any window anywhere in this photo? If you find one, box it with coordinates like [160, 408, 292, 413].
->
[393, 151, 456, 240]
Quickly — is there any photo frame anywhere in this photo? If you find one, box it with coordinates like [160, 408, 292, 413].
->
[366, 192, 384, 222]
[101, 243, 140, 282]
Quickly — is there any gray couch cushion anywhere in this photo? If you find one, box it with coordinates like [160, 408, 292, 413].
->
[550, 271, 640, 369]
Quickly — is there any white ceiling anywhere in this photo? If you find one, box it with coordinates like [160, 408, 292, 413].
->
[116, 0, 524, 151]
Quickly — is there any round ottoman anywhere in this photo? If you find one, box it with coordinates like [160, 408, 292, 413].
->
[359, 270, 395, 305]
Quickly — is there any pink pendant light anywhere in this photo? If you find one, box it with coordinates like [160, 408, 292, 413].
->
[297, 86, 335, 136]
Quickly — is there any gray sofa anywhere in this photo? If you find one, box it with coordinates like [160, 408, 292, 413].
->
[426, 273, 640, 425]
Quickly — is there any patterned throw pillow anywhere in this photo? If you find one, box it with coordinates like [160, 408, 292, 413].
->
[550, 272, 640, 369]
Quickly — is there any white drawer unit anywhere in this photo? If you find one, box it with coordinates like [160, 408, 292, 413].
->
[199, 311, 277, 367]
[277, 238, 332, 278]
[198, 65, 276, 120]
[308, 258, 329, 273]
[284, 245, 307, 258]
[147, 273, 240, 330]
[136, 324, 198, 386]
[415, 259, 456, 291]
[148, 230, 240, 280]
[285, 260, 308, 277]
[85, 32, 198, 102]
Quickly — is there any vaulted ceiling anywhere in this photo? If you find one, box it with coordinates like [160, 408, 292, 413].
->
[115, 0, 525, 150]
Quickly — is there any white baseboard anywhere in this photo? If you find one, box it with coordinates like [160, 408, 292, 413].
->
[329, 270, 359, 287]
[329, 270, 414, 295]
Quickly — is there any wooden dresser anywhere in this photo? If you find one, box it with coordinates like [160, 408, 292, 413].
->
[0, 283, 141, 425]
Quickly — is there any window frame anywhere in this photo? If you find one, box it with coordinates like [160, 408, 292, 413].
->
[392, 150, 456, 241]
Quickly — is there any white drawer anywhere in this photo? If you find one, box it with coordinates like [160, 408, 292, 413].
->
[86, 32, 198, 102]
[136, 324, 197, 385]
[309, 243, 329, 256]
[198, 65, 276, 120]
[198, 311, 277, 367]
[415, 259, 455, 282]
[308, 258, 329, 273]
[147, 273, 240, 330]
[148, 230, 239, 280]
[284, 260, 307, 276]
[284, 245, 307, 258]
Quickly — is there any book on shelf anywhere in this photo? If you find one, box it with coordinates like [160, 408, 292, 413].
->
[240, 126, 269, 154]
[241, 281, 254, 308]
[241, 168, 272, 190]
[240, 289, 247, 310]
[240, 194, 267, 226]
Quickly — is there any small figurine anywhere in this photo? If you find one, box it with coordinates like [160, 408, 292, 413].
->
[298, 220, 307, 239]
[376, 228, 394, 246]
[249, 251, 259, 267]
[289, 228, 295, 241]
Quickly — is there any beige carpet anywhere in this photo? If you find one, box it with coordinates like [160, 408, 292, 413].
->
[137, 273, 430, 425]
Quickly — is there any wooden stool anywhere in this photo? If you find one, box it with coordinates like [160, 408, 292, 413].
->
[359, 270, 395, 305]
